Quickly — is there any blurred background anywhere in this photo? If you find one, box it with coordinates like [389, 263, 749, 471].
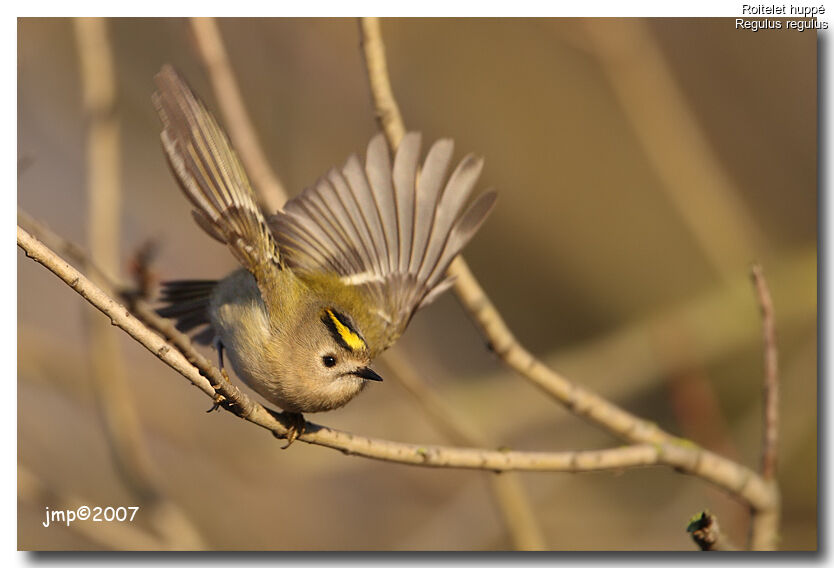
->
[17, 18, 816, 550]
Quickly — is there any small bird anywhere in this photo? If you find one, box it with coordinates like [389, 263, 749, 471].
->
[153, 65, 496, 445]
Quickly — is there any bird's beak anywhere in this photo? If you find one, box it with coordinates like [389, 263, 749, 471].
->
[353, 366, 383, 382]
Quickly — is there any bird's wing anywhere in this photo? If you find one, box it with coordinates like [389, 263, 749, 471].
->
[153, 65, 283, 302]
[269, 132, 496, 351]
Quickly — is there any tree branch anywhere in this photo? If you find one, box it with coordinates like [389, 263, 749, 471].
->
[18, 208, 118, 289]
[687, 511, 739, 551]
[189, 17, 288, 213]
[751, 263, 780, 482]
[359, 18, 406, 147]
[748, 263, 781, 551]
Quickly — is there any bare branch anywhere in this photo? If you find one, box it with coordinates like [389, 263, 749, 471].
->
[748, 263, 781, 551]
[18, 208, 119, 288]
[751, 263, 780, 481]
[448, 257, 674, 446]
[687, 511, 739, 551]
[359, 18, 406, 148]
[189, 17, 287, 213]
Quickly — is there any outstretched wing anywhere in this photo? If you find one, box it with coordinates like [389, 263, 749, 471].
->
[269, 132, 496, 351]
[153, 65, 283, 298]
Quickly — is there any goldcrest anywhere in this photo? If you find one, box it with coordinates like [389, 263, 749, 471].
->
[153, 65, 496, 443]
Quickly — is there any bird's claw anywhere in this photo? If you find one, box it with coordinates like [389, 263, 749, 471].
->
[207, 393, 226, 413]
[281, 412, 307, 449]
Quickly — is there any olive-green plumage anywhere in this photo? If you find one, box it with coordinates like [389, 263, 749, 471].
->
[153, 65, 496, 428]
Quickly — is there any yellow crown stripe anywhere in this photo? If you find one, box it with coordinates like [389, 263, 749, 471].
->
[325, 309, 367, 352]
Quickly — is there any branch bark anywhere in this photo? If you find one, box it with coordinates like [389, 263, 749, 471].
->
[687, 511, 739, 551]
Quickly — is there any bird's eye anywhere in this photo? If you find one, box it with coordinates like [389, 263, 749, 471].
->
[322, 355, 337, 368]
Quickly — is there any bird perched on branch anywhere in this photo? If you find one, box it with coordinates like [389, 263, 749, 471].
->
[153, 65, 496, 445]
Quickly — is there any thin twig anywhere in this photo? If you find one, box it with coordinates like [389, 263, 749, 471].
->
[18, 208, 120, 288]
[748, 263, 781, 551]
[18, 224, 780, 511]
[751, 264, 779, 481]
[449, 257, 675, 447]
[359, 18, 406, 147]
[687, 511, 739, 551]
[189, 17, 287, 213]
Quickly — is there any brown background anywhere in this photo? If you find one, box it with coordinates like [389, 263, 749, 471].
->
[18, 18, 817, 550]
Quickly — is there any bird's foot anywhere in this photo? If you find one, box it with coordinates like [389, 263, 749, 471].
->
[207, 393, 226, 413]
[281, 412, 307, 449]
